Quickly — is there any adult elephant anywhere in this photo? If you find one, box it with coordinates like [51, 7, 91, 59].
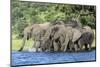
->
[18, 22, 51, 51]
[60, 26, 82, 52]
[39, 21, 65, 52]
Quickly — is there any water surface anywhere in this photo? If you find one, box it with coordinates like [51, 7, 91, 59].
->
[12, 50, 96, 66]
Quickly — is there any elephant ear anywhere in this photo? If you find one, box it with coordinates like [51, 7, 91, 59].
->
[72, 28, 82, 42]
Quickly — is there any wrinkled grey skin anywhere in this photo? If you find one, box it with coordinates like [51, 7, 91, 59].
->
[40, 24, 82, 52]
[39, 21, 65, 52]
[31, 26, 46, 52]
[39, 24, 64, 52]
[40, 26, 54, 52]
[18, 23, 50, 51]
[51, 25, 66, 52]
[77, 26, 94, 51]
[61, 26, 82, 52]
[53, 18, 82, 52]
[66, 27, 82, 52]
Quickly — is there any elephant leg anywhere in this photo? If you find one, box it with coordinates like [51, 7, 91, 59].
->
[61, 45, 64, 51]
[68, 41, 73, 51]
[32, 38, 36, 48]
[62, 43, 68, 52]
[61, 40, 66, 51]
[84, 44, 88, 50]
[61, 43, 67, 52]
[63, 39, 69, 52]
[69, 45, 72, 51]
[30, 38, 37, 52]
[74, 44, 78, 52]
[36, 41, 41, 52]
[64, 45, 67, 52]
[88, 44, 92, 51]
[53, 41, 59, 51]
[78, 40, 83, 51]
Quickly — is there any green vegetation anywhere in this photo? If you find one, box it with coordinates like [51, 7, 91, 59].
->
[12, 39, 33, 51]
[12, 0, 96, 38]
[12, 34, 33, 50]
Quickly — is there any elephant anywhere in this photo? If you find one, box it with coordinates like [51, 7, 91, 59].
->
[66, 27, 82, 52]
[40, 24, 82, 52]
[39, 20, 65, 52]
[18, 22, 51, 51]
[60, 26, 82, 52]
[39, 25, 55, 52]
[76, 26, 94, 51]
[30, 22, 51, 52]
[52, 24, 82, 52]
[38, 18, 83, 52]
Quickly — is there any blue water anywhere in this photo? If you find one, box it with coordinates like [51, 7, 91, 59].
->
[12, 50, 96, 66]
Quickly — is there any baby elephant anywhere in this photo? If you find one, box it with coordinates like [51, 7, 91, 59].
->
[77, 26, 94, 51]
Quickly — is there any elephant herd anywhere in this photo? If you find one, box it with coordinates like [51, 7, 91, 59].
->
[18, 18, 94, 52]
